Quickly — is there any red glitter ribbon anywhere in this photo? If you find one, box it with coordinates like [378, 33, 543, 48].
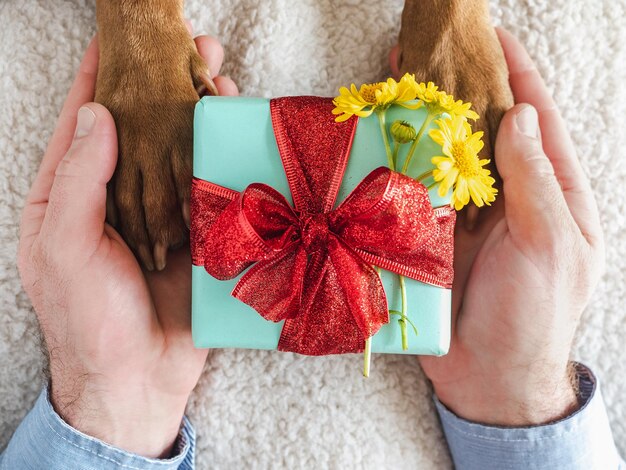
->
[191, 96, 455, 355]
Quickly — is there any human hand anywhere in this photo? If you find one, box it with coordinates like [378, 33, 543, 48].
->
[412, 30, 605, 426]
[17, 33, 238, 458]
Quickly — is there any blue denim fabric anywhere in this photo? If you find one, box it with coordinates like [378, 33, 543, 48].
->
[1, 364, 622, 469]
[0, 388, 195, 470]
[435, 363, 624, 469]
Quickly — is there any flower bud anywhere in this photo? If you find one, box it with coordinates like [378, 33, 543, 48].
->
[390, 120, 417, 144]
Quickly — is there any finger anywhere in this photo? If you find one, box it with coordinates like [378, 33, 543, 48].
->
[194, 35, 224, 78]
[40, 104, 118, 257]
[214, 76, 239, 97]
[389, 45, 400, 79]
[495, 104, 579, 249]
[496, 28, 601, 245]
[28, 36, 100, 206]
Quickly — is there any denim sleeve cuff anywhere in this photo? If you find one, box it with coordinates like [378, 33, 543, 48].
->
[435, 363, 623, 470]
[1, 387, 195, 470]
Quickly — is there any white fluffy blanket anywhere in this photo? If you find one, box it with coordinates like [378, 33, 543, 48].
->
[1, 0, 624, 468]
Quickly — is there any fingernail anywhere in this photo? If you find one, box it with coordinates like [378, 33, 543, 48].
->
[75, 106, 96, 139]
[516, 105, 539, 139]
[154, 242, 168, 271]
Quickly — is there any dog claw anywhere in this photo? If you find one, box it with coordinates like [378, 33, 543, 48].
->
[465, 205, 479, 231]
[196, 72, 219, 97]
[182, 201, 191, 229]
[154, 242, 168, 271]
[138, 244, 155, 271]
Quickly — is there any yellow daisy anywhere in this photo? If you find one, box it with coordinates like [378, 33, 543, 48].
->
[332, 73, 421, 122]
[414, 82, 479, 121]
[413, 81, 441, 105]
[429, 116, 497, 210]
[437, 92, 480, 121]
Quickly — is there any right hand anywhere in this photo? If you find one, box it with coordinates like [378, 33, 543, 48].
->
[415, 30, 605, 426]
[18, 34, 237, 458]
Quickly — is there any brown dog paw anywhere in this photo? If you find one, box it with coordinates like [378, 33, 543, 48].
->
[398, 1, 513, 161]
[96, 17, 214, 270]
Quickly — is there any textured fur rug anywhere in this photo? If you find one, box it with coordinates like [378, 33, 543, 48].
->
[1, 0, 624, 468]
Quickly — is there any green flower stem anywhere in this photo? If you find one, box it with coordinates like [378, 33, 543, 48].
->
[375, 110, 422, 354]
[392, 142, 400, 170]
[401, 113, 435, 175]
[426, 180, 439, 191]
[377, 111, 395, 171]
[414, 170, 434, 183]
[392, 113, 438, 351]
[363, 337, 372, 377]
[399, 274, 408, 350]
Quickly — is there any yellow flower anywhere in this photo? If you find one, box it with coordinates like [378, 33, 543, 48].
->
[429, 116, 497, 210]
[332, 73, 421, 122]
[413, 81, 441, 104]
[414, 82, 479, 121]
[437, 92, 480, 121]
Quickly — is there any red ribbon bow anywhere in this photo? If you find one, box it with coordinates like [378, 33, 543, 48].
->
[191, 97, 455, 355]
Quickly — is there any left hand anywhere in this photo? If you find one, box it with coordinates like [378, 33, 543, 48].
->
[410, 30, 604, 426]
[18, 33, 237, 458]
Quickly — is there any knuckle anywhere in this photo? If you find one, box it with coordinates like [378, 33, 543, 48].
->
[533, 216, 583, 271]
[546, 233, 597, 302]
[54, 152, 86, 179]
[30, 239, 58, 272]
[523, 152, 555, 180]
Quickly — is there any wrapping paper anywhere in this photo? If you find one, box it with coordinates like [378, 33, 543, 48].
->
[191, 95, 452, 355]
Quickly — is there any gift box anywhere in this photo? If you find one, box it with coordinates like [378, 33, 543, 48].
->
[191, 95, 455, 357]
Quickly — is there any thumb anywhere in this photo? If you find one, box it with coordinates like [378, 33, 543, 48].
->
[42, 103, 118, 252]
[495, 104, 575, 249]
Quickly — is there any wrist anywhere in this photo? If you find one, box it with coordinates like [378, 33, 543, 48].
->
[50, 376, 190, 458]
[433, 363, 580, 426]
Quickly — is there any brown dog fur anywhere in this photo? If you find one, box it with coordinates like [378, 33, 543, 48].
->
[95, 0, 211, 270]
[400, 0, 513, 160]
[95, 0, 513, 270]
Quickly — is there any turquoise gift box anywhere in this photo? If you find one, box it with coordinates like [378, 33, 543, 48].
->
[191, 96, 452, 356]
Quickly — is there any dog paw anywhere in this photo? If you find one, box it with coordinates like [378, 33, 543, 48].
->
[398, 12, 513, 161]
[96, 25, 214, 270]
